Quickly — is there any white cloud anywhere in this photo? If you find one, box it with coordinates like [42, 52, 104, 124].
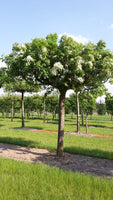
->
[109, 24, 113, 29]
[59, 33, 89, 44]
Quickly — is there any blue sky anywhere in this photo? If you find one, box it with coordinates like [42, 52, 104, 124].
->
[0, 0, 113, 97]
[0, 0, 113, 55]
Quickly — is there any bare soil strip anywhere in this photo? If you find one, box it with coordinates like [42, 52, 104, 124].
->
[0, 143, 113, 178]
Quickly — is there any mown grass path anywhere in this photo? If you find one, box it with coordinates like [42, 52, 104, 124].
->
[2, 126, 113, 139]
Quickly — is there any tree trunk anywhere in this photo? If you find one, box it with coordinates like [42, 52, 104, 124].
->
[27, 110, 30, 119]
[6, 112, 8, 118]
[21, 92, 25, 128]
[2, 112, 4, 118]
[52, 111, 55, 120]
[71, 113, 73, 119]
[11, 100, 14, 122]
[57, 91, 66, 157]
[43, 97, 46, 123]
[85, 115, 88, 134]
[81, 110, 84, 126]
[46, 112, 48, 123]
[76, 92, 80, 133]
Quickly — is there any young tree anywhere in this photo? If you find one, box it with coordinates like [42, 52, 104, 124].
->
[2, 43, 40, 127]
[5, 78, 39, 127]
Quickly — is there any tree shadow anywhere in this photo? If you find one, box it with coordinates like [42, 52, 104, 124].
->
[0, 124, 5, 127]
[64, 146, 113, 160]
[46, 121, 58, 125]
[12, 126, 43, 130]
[0, 137, 40, 148]
[88, 124, 113, 129]
[0, 141, 113, 178]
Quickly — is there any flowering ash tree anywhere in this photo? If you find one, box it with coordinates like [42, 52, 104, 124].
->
[29, 34, 113, 156]
[3, 34, 113, 157]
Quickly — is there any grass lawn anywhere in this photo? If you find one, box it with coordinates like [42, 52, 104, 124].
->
[0, 157, 113, 200]
[0, 127, 113, 160]
[1, 114, 113, 136]
[0, 115, 112, 199]
[0, 116, 113, 160]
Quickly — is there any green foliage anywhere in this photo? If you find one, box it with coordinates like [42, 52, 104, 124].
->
[105, 94, 113, 115]
[2, 34, 113, 112]
[0, 67, 7, 87]
[96, 103, 106, 115]
[68, 92, 96, 115]
[2, 42, 40, 94]
[29, 34, 113, 93]
[45, 95, 59, 113]
[0, 95, 21, 114]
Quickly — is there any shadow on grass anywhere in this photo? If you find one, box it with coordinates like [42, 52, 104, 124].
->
[46, 121, 58, 125]
[0, 124, 5, 127]
[64, 146, 113, 160]
[12, 126, 43, 130]
[0, 137, 40, 148]
[88, 124, 113, 129]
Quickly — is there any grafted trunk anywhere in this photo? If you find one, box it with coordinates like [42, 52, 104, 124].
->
[76, 92, 80, 133]
[57, 91, 66, 157]
[21, 91, 25, 128]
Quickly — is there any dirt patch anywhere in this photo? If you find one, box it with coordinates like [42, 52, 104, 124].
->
[0, 143, 113, 179]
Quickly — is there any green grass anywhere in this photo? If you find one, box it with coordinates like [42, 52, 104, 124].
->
[0, 157, 113, 200]
[0, 128, 113, 160]
[0, 115, 112, 199]
[0, 115, 113, 160]
[1, 114, 113, 136]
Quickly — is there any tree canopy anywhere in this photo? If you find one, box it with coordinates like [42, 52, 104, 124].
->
[2, 33, 113, 156]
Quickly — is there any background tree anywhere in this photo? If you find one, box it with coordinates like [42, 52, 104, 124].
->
[46, 95, 59, 120]
[5, 78, 40, 127]
[105, 94, 113, 119]
[3, 43, 40, 127]
[96, 102, 106, 115]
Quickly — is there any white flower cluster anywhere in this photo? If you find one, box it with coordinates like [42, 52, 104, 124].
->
[26, 55, 33, 62]
[77, 77, 84, 83]
[86, 61, 93, 69]
[77, 56, 84, 71]
[51, 62, 64, 76]
[42, 47, 47, 53]
[103, 57, 113, 67]
[88, 54, 94, 61]
[13, 43, 20, 49]
[13, 43, 26, 52]
[13, 43, 27, 58]
[65, 46, 72, 55]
